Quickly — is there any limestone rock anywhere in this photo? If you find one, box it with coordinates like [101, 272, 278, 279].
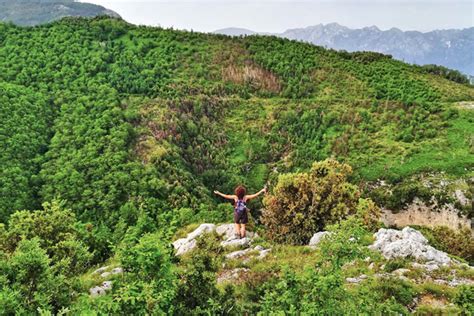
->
[346, 274, 367, 284]
[172, 224, 216, 256]
[392, 268, 411, 277]
[225, 248, 252, 260]
[369, 227, 451, 265]
[89, 281, 113, 297]
[100, 271, 111, 278]
[221, 236, 251, 248]
[111, 267, 123, 275]
[89, 286, 106, 297]
[92, 266, 109, 275]
[308, 231, 332, 248]
[101, 281, 113, 290]
[216, 224, 256, 239]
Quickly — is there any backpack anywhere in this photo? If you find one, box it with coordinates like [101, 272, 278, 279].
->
[235, 199, 247, 215]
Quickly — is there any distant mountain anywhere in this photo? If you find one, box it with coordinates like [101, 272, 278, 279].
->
[0, 0, 121, 26]
[214, 23, 474, 76]
[214, 27, 256, 37]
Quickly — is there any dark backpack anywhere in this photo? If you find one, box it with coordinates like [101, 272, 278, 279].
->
[235, 199, 247, 215]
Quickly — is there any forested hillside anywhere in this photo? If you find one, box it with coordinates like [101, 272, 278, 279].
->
[0, 17, 473, 314]
[0, 0, 120, 26]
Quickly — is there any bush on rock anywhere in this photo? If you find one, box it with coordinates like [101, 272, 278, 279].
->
[262, 159, 379, 244]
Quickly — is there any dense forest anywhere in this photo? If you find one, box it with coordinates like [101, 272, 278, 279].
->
[0, 17, 473, 314]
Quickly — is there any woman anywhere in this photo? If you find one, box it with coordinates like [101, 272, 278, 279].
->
[214, 185, 266, 239]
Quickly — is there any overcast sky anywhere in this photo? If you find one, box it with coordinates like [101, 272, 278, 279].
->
[84, 0, 474, 33]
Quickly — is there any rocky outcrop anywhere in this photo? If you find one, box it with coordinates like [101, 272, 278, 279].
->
[172, 224, 216, 256]
[308, 231, 332, 248]
[381, 198, 472, 232]
[225, 245, 271, 260]
[369, 227, 451, 265]
[173, 223, 258, 256]
[89, 266, 123, 297]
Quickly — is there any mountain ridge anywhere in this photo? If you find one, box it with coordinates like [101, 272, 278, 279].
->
[214, 22, 474, 76]
[0, 0, 121, 26]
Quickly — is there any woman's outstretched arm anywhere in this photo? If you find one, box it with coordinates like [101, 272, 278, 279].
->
[214, 190, 236, 200]
[245, 187, 266, 200]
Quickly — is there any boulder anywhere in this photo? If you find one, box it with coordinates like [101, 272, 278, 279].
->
[92, 266, 109, 275]
[89, 281, 113, 297]
[101, 281, 113, 290]
[90, 286, 106, 297]
[172, 224, 216, 256]
[308, 231, 332, 248]
[216, 224, 257, 239]
[221, 237, 251, 248]
[100, 272, 111, 278]
[346, 274, 367, 284]
[392, 268, 411, 277]
[111, 267, 123, 275]
[369, 227, 451, 265]
[225, 248, 252, 260]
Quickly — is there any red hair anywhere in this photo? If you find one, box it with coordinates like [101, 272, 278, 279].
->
[235, 185, 246, 200]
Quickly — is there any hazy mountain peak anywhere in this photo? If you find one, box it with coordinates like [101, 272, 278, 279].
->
[0, 0, 120, 26]
[213, 27, 256, 36]
[215, 22, 473, 76]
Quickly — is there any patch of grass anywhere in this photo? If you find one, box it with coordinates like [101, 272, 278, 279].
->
[384, 258, 411, 273]
[414, 303, 460, 315]
[249, 244, 320, 275]
[418, 282, 457, 300]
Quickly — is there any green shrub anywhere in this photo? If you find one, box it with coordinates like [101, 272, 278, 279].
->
[175, 232, 239, 315]
[384, 258, 410, 273]
[1, 200, 92, 275]
[415, 225, 474, 264]
[0, 238, 71, 314]
[372, 277, 417, 306]
[262, 159, 361, 244]
[108, 232, 177, 315]
[259, 218, 372, 314]
[454, 285, 474, 315]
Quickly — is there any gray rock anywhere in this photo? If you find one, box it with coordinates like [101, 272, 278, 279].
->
[448, 278, 474, 287]
[225, 248, 252, 260]
[101, 281, 113, 290]
[89, 281, 113, 297]
[111, 267, 123, 275]
[434, 279, 448, 285]
[89, 286, 106, 297]
[172, 224, 215, 256]
[221, 237, 251, 248]
[216, 224, 256, 239]
[308, 231, 332, 248]
[346, 277, 360, 284]
[392, 268, 411, 276]
[454, 190, 469, 206]
[173, 223, 259, 256]
[100, 272, 111, 278]
[257, 248, 271, 259]
[92, 266, 109, 275]
[346, 274, 367, 284]
[369, 227, 451, 265]
[254, 245, 265, 251]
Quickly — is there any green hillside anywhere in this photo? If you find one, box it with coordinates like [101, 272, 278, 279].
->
[0, 0, 120, 26]
[0, 17, 473, 314]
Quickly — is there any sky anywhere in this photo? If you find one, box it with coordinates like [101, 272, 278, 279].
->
[83, 0, 474, 33]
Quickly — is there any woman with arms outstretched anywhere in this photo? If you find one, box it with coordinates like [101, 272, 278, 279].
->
[214, 185, 266, 239]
